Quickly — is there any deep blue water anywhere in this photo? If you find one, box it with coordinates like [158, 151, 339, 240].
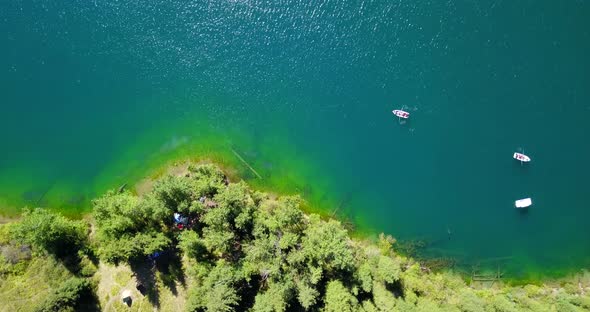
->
[1, 0, 589, 278]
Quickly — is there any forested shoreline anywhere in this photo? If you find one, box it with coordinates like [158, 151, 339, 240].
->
[1, 163, 589, 311]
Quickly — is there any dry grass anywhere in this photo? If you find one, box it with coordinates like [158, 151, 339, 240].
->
[0, 257, 73, 312]
[96, 261, 188, 312]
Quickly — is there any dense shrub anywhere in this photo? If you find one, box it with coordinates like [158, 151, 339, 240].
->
[93, 190, 172, 263]
[11, 208, 86, 257]
[34, 277, 92, 312]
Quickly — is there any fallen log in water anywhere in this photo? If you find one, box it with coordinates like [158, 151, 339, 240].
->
[231, 148, 262, 179]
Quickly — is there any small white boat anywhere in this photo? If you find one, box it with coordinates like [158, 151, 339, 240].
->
[515, 198, 532, 208]
[392, 109, 410, 119]
[513, 152, 531, 162]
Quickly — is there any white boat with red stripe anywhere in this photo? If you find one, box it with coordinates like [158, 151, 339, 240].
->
[513, 152, 531, 163]
[392, 109, 410, 119]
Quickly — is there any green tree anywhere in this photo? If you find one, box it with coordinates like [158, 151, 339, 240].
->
[178, 230, 208, 260]
[554, 302, 585, 312]
[93, 191, 171, 263]
[290, 215, 354, 283]
[242, 233, 278, 280]
[486, 295, 518, 312]
[415, 297, 442, 312]
[356, 262, 373, 293]
[92, 190, 138, 231]
[188, 163, 228, 197]
[34, 277, 92, 312]
[323, 280, 359, 312]
[152, 175, 198, 213]
[455, 289, 485, 312]
[212, 181, 256, 232]
[187, 260, 241, 312]
[11, 208, 86, 257]
[201, 182, 255, 256]
[242, 196, 307, 282]
[372, 282, 396, 311]
[252, 280, 294, 312]
[296, 279, 319, 309]
[360, 300, 378, 312]
[401, 263, 429, 296]
[377, 233, 396, 255]
[570, 296, 590, 310]
[98, 231, 171, 264]
[256, 196, 306, 236]
[375, 255, 401, 284]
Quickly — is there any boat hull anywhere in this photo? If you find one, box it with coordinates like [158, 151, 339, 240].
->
[392, 109, 410, 119]
[513, 152, 531, 162]
[515, 198, 532, 208]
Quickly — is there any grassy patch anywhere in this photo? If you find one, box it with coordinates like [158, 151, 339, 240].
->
[0, 257, 74, 312]
[95, 260, 188, 312]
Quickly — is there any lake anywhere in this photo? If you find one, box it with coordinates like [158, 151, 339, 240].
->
[1, 0, 589, 279]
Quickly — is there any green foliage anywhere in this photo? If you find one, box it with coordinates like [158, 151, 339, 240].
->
[212, 181, 256, 232]
[296, 279, 320, 309]
[372, 281, 397, 311]
[0, 253, 29, 276]
[456, 288, 486, 312]
[93, 190, 172, 263]
[352, 244, 400, 300]
[402, 263, 429, 295]
[375, 255, 401, 284]
[257, 196, 306, 235]
[485, 295, 518, 312]
[357, 262, 373, 293]
[242, 196, 307, 282]
[553, 300, 584, 312]
[241, 233, 277, 279]
[77, 251, 98, 277]
[0, 223, 12, 244]
[152, 175, 198, 213]
[200, 181, 255, 256]
[361, 300, 378, 312]
[187, 260, 241, 312]
[0, 256, 80, 312]
[294, 215, 354, 277]
[34, 277, 92, 312]
[0, 242, 31, 276]
[378, 233, 396, 255]
[188, 163, 228, 196]
[93, 191, 140, 236]
[323, 280, 359, 312]
[36, 163, 588, 312]
[178, 230, 208, 260]
[570, 296, 590, 310]
[11, 208, 86, 257]
[252, 281, 293, 312]
[98, 230, 170, 264]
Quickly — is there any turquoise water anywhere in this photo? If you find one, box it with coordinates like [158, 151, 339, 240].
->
[1, 1, 590, 278]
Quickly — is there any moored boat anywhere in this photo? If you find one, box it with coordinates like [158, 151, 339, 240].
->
[515, 198, 532, 208]
[392, 109, 410, 119]
[513, 152, 531, 162]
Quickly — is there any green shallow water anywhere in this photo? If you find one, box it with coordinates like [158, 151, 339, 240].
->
[1, 1, 590, 279]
